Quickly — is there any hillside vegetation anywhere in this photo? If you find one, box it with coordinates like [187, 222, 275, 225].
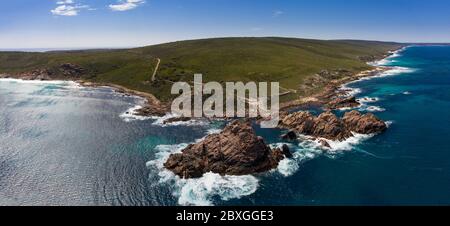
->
[0, 37, 403, 102]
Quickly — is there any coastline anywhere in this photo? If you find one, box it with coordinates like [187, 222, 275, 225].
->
[0, 46, 412, 206]
[0, 46, 406, 120]
[280, 46, 409, 112]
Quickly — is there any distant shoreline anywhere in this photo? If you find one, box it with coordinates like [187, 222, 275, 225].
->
[280, 46, 407, 112]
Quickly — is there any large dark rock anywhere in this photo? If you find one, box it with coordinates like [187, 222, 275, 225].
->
[277, 144, 293, 158]
[279, 110, 386, 142]
[281, 131, 297, 141]
[164, 120, 285, 179]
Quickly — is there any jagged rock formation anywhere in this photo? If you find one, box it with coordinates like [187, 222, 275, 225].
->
[164, 120, 289, 178]
[326, 96, 360, 110]
[342, 110, 387, 134]
[279, 110, 387, 143]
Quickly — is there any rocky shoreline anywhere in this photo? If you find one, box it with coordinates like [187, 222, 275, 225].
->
[0, 48, 398, 120]
[0, 64, 169, 117]
[162, 49, 401, 178]
[1, 48, 401, 178]
[279, 110, 387, 147]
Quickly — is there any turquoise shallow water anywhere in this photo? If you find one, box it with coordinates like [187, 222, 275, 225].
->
[1, 46, 450, 206]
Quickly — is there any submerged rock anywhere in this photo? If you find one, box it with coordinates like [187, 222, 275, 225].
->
[163, 117, 192, 124]
[279, 110, 386, 142]
[275, 144, 293, 158]
[281, 131, 297, 141]
[164, 120, 287, 179]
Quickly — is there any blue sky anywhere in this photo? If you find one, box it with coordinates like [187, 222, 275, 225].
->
[1, 0, 450, 48]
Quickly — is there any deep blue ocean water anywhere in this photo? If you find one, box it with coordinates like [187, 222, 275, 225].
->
[1, 45, 450, 206]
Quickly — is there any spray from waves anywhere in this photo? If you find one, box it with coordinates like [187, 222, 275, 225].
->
[352, 67, 416, 83]
[385, 120, 394, 128]
[146, 143, 259, 206]
[177, 173, 259, 206]
[271, 142, 321, 177]
[369, 46, 408, 66]
[358, 105, 386, 113]
[151, 114, 209, 127]
[120, 105, 153, 122]
[339, 85, 362, 97]
[0, 78, 84, 89]
[271, 132, 376, 177]
[120, 106, 209, 127]
[321, 133, 375, 153]
[380, 66, 416, 76]
[357, 97, 379, 104]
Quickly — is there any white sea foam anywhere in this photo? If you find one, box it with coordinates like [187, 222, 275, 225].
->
[120, 105, 153, 122]
[361, 105, 386, 112]
[0, 78, 83, 88]
[270, 142, 322, 177]
[353, 67, 416, 83]
[178, 173, 259, 206]
[150, 113, 209, 127]
[357, 96, 380, 104]
[120, 106, 208, 126]
[339, 85, 362, 97]
[385, 120, 394, 128]
[403, 91, 412, 95]
[206, 128, 223, 135]
[370, 47, 408, 66]
[381, 66, 416, 76]
[320, 133, 375, 153]
[270, 131, 378, 177]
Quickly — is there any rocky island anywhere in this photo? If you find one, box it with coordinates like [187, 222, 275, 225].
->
[164, 120, 290, 179]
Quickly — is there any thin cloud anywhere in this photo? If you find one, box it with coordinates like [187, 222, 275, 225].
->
[51, 0, 92, 16]
[272, 10, 284, 17]
[56, 0, 74, 4]
[109, 0, 146, 11]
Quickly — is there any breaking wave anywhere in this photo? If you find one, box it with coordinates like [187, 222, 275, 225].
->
[358, 105, 386, 112]
[146, 142, 259, 206]
[271, 132, 375, 177]
[0, 78, 84, 90]
[369, 47, 408, 66]
[339, 85, 362, 97]
[120, 107, 208, 127]
[120, 105, 153, 122]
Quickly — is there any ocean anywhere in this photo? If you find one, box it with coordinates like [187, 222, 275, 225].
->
[1, 45, 450, 206]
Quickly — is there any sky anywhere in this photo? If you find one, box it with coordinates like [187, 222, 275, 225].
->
[1, 0, 450, 48]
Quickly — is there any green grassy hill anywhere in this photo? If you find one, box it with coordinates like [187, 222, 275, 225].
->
[0, 37, 403, 102]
